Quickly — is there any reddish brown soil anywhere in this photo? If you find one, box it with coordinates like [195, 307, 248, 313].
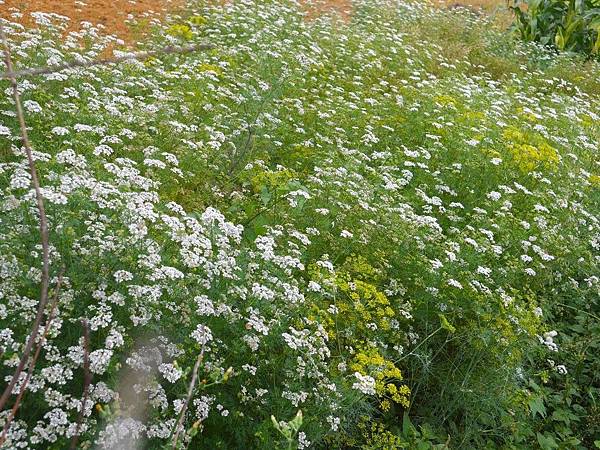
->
[1, 0, 184, 44]
[303, 0, 353, 22]
[1, 0, 506, 46]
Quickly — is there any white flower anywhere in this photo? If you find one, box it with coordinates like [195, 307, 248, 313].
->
[51, 126, 69, 136]
[487, 191, 501, 201]
[327, 416, 340, 431]
[242, 364, 257, 375]
[307, 281, 322, 292]
[352, 372, 376, 395]
[74, 123, 94, 133]
[23, 100, 42, 113]
[45, 408, 68, 427]
[159, 363, 183, 383]
[340, 229, 353, 238]
[243, 334, 260, 352]
[447, 279, 463, 289]
[114, 270, 134, 283]
[195, 295, 215, 316]
[539, 330, 559, 352]
[476, 266, 491, 277]
[191, 324, 213, 345]
[105, 329, 124, 349]
[430, 259, 443, 270]
[521, 254, 533, 263]
[298, 431, 311, 450]
[94, 144, 114, 156]
[89, 349, 113, 374]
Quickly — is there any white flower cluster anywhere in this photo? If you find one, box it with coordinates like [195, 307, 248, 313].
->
[352, 372, 376, 396]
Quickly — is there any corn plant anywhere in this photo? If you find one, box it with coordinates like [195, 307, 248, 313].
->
[510, 0, 600, 56]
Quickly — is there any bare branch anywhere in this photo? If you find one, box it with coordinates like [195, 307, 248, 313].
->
[70, 320, 92, 450]
[0, 22, 52, 413]
[0, 42, 215, 80]
[171, 345, 205, 450]
[0, 268, 65, 446]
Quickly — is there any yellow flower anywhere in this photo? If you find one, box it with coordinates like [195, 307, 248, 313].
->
[502, 127, 559, 172]
[167, 24, 193, 41]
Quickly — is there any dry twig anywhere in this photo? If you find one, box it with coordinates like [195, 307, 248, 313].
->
[0, 20, 215, 449]
[171, 345, 205, 449]
[0, 268, 65, 445]
[0, 21, 52, 414]
[0, 42, 214, 80]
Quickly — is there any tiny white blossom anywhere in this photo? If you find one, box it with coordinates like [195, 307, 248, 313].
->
[340, 230, 353, 238]
[191, 324, 213, 345]
[352, 372, 376, 395]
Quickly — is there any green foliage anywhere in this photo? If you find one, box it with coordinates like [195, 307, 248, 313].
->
[510, 0, 600, 56]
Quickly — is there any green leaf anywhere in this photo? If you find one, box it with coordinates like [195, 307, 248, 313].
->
[537, 433, 559, 450]
[550, 408, 573, 424]
[260, 185, 271, 206]
[438, 314, 456, 333]
[402, 412, 414, 437]
[289, 410, 303, 432]
[528, 396, 547, 418]
[271, 415, 281, 433]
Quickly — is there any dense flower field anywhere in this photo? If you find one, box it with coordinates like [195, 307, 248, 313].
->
[0, 1, 599, 448]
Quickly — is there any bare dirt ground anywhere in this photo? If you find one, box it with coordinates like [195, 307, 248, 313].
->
[0, 0, 184, 44]
[0, 0, 507, 45]
[303, 0, 353, 21]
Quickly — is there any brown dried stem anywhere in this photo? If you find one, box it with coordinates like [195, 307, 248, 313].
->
[0, 22, 52, 413]
[0, 42, 214, 80]
[171, 345, 205, 450]
[0, 268, 64, 445]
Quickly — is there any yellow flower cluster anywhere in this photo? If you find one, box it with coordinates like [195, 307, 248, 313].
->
[337, 278, 395, 330]
[166, 24, 193, 41]
[188, 15, 208, 26]
[359, 420, 404, 450]
[351, 347, 410, 410]
[308, 256, 396, 340]
[197, 63, 223, 76]
[250, 168, 296, 194]
[434, 94, 457, 106]
[502, 127, 559, 172]
[308, 256, 410, 410]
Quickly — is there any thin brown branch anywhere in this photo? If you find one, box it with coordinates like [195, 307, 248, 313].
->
[0, 42, 214, 80]
[0, 22, 52, 413]
[171, 345, 205, 450]
[70, 320, 92, 450]
[0, 268, 64, 446]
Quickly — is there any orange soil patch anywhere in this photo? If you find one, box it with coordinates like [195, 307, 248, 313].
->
[1, 0, 509, 47]
[302, 0, 353, 22]
[0, 0, 184, 44]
